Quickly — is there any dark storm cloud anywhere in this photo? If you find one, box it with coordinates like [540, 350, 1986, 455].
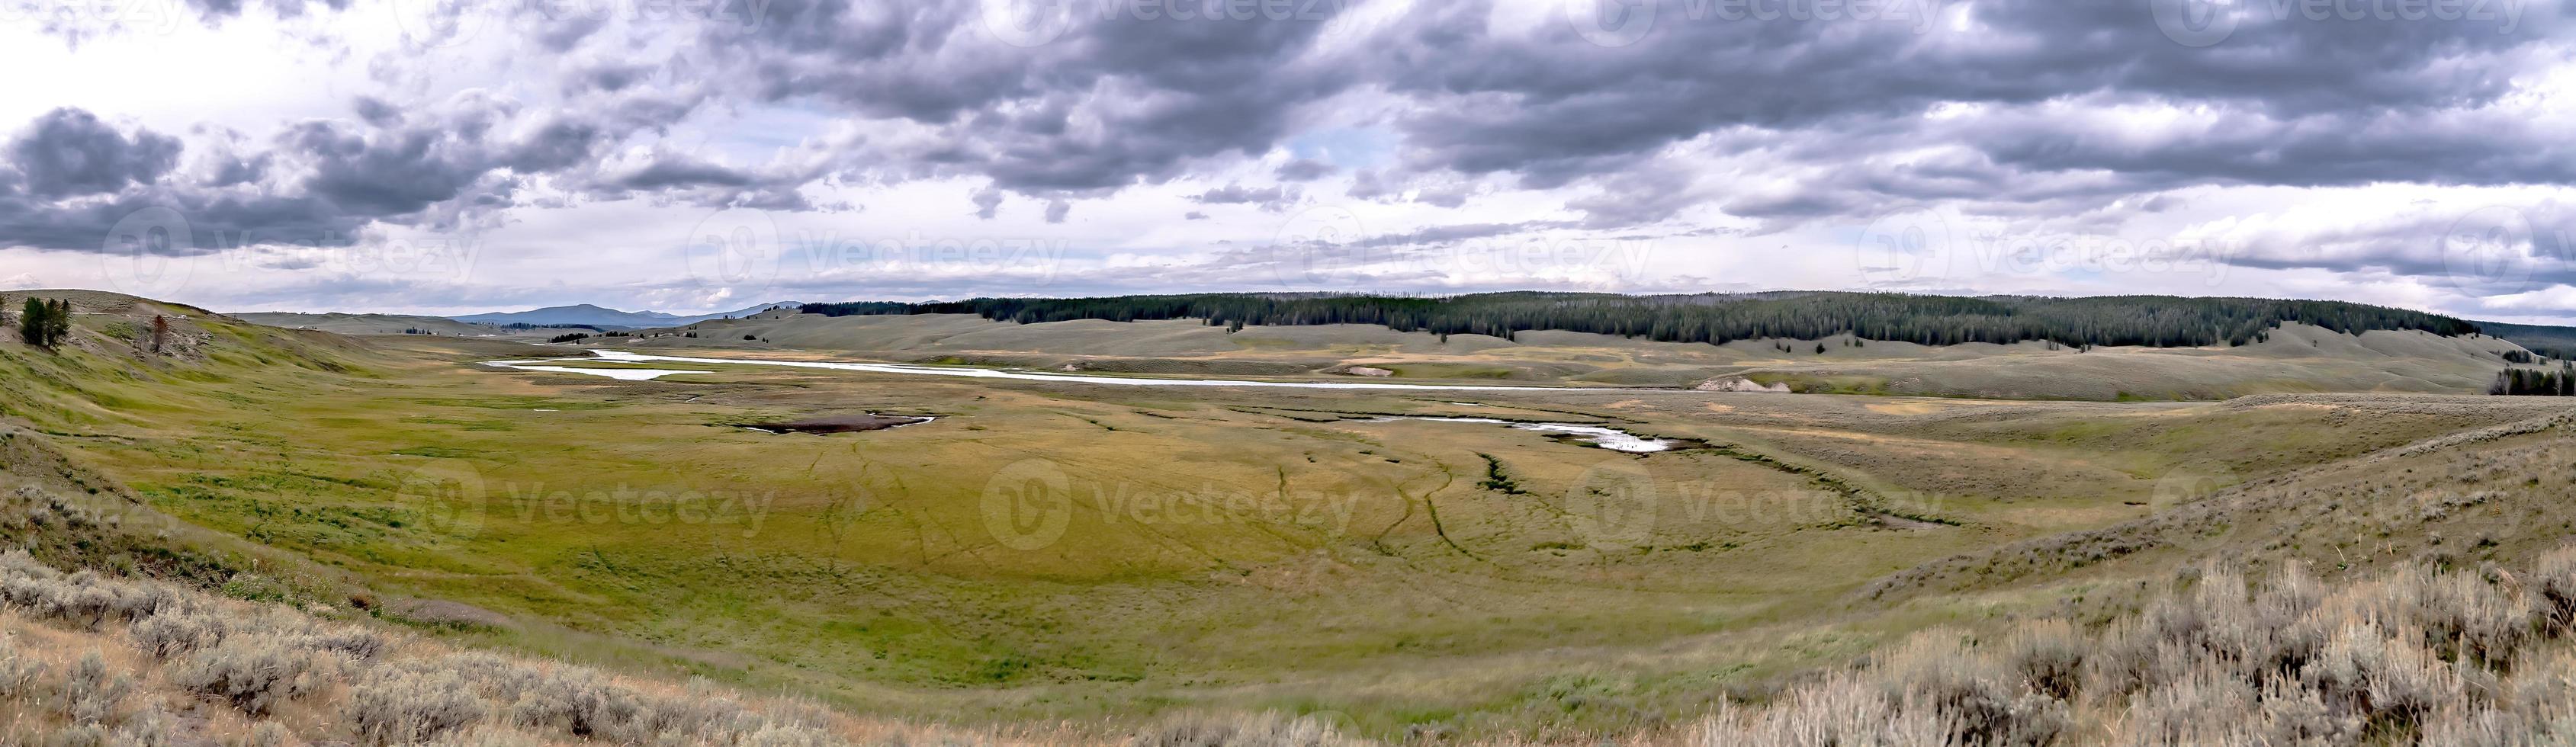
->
[970, 186, 1005, 219]
[1191, 184, 1298, 210]
[613, 154, 758, 189]
[7, 109, 181, 199]
[280, 120, 495, 217]
[503, 120, 605, 173]
[2211, 201, 2576, 294]
[1351, 221, 1569, 249]
[7, 0, 2574, 298]
[1955, 104, 2576, 189]
[1, 95, 609, 252]
[1364, 0, 2568, 222]
[683, 0, 1354, 199]
[0, 101, 523, 254]
[1276, 159, 1335, 181]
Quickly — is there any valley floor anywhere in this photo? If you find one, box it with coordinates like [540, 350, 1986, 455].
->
[6, 297, 2575, 743]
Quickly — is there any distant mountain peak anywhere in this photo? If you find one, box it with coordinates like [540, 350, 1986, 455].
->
[447, 300, 798, 329]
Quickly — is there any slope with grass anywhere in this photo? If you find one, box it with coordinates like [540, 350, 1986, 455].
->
[21, 288, 2576, 742]
[1685, 396, 2576, 745]
[0, 549, 949, 745]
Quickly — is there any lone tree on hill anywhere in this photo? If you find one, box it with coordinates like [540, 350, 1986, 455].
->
[18, 297, 70, 348]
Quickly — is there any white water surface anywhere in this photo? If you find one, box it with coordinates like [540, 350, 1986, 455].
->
[526, 349, 1665, 393]
[481, 359, 714, 380]
[1356, 416, 1679, 453]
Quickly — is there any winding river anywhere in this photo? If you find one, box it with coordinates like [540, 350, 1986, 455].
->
[487, 350, 1698, 451]
[491, 349, 1665, 393]
[1357, 416, 1682, 452]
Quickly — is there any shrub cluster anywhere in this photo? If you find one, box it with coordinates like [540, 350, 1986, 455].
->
[1702, 547, 2576, 745]
[0, 550, 872, 745]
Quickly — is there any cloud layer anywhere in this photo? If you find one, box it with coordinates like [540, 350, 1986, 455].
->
[2, 0, 2574, 320]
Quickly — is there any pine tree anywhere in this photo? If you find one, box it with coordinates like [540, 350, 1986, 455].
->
[18, 297, 65, 348]
[47, 300, 69, 345]
[14, 298, 40, 345]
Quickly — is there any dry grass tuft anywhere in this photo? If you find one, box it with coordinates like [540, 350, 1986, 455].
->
[1701, 544, 2576, 746]
[0, 550, 1061, 745]
[1126, 711, 1364, 747]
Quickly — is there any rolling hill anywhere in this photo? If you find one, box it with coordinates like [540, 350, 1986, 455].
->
[230, 311, 567, 338]
[447, 300, 800, 329]
[14, 287, 2576, 743]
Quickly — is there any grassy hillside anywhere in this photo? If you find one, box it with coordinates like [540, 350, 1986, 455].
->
[1703, 548, 2576, 745]
[21, 288, 2576, 742]
[1694, 399, 2576, 745]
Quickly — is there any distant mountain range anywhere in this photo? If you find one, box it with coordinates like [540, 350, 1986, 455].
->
[447, 301, 800, 329]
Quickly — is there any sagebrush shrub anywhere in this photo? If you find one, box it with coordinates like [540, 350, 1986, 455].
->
[1706, 547, 2576, 747]
[170, 635, 340, 716]
[348, 665, 489, 745]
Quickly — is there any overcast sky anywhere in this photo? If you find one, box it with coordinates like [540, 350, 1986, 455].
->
[1, 0, 2573, 319]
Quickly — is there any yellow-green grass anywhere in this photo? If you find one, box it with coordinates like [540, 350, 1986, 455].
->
[6, 300, 2568, 741]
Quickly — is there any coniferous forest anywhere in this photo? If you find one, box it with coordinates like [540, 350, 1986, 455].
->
[2491, 365, 2576, 396]
[801, 292, 2485, 350]
[2473, 321, 2576, 360]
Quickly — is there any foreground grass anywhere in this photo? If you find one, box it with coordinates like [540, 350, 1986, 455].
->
[13, 293, 2576, 741]
[0, 549, 965, 745]
[0, 548, 1381, 747]
[1700, 547, 2576, 745]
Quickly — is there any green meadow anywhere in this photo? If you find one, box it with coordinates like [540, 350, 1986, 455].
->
[7, 299, 2571, 741]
